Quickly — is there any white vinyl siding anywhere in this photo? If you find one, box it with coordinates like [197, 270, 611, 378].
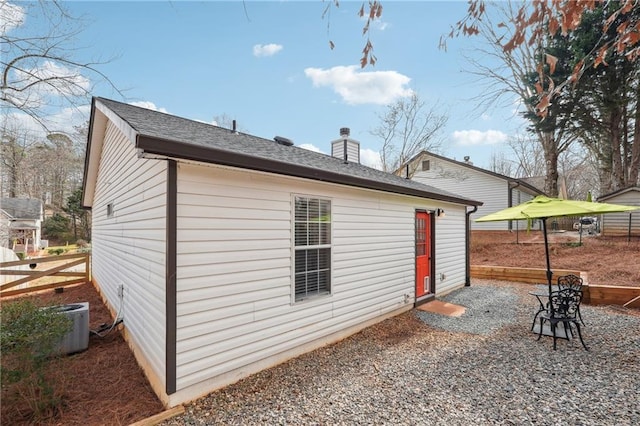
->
[174, 163, 467, 396]
[430, 206, 469, 294]
[599, 189, 640, 236]
[91, 120, 168, 385]
[411, 154, 533, 230]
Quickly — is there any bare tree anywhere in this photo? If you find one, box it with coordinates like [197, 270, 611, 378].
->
[1, 1, 119, 129]
[557, 145, 600, 200]
[370, 93, 448, 173]
[444, 1, 640, 118]
[462, 2, 579, 196]
[488, 152, 515, 177]
[505, 134, 546, 179]
[1, 120, 84, 209]
[0, 124, 31, 197]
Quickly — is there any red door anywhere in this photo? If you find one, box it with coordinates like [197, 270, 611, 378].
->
[415, 211, 431, 298]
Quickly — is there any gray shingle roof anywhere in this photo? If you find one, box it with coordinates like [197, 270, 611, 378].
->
[93, 97, 482, 206]
[0, 198, 43, 219]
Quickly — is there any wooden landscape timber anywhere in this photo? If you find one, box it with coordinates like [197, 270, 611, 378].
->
[127, 405, 185, 426]
[470, 265, 584, 284]
[586, 285, 640, 308]
[470, 265, 640, 308]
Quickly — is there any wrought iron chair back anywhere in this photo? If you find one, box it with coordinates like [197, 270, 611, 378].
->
[537, 287, 588, 350]
[549, 288, 581, 319]
[557, 274, 583, 291]
[557, 274, 585, 324]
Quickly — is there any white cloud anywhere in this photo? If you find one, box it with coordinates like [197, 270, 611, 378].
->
[452, 129, 508, 146]
[253, 43, 283, 57]
[298, 143, 323, 153]
[46, 104, 91, 132]
[2, 104, 91, 140]
[304, 65, 413, 105]
[360, 148, 382, 170]
[130, 101, 169, 114]
[0, 1, 24, 35]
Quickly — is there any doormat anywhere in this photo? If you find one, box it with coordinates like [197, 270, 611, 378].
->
[417, 300, 466, 317]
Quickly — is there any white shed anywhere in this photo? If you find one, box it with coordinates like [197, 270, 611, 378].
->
[82, 98, 482, 407]
[598, 186, 640, 237]
[400, 151, 545, 231]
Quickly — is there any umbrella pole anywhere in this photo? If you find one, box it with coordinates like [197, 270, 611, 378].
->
[542, 217, 553, 292]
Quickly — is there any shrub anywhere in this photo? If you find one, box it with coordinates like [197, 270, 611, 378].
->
[47, 248, 64, 256]
[0, 299, 72, 420]
[42, 214, 71, 242]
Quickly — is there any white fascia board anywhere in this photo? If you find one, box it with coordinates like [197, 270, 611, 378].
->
[83, 100, 139, 207]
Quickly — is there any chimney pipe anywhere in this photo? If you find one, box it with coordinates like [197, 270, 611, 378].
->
[343, 139, 348, 164]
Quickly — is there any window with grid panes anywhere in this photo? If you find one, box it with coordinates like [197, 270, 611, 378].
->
[294, 196, 331, 301]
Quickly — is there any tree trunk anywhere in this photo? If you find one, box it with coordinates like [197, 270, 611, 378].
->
[629, 81, 640, 185]
[541, 131, 559, 196]
[609, 107, 625, 191]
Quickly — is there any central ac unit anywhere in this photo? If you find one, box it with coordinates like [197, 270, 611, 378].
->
[53, 302, 90, 354]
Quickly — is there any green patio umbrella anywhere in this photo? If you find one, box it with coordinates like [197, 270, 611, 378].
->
[475, 195, 638, 292]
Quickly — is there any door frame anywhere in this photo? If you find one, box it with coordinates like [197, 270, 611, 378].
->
[415, 209, 436, 306]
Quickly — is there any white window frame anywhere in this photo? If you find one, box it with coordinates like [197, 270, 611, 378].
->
[292, 195, 332, 303]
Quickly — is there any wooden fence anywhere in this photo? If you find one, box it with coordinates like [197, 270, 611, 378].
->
[0, 253, 90, 298]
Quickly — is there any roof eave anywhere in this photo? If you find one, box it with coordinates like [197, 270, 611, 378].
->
[136, 135, 482, 207]
[402, 150, 546, 196]
[82, 98, 139, 209]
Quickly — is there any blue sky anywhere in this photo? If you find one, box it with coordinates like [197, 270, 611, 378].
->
[7, 1, 527, 169]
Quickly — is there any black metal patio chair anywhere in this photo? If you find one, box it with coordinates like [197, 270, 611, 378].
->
[557, 274, 585, 325]
[537, 287, 588, 350]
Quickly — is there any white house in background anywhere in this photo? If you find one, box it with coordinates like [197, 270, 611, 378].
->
[399, 151, 545, 231]
[82, 97, 482, 407]
[597, 186, 640, 237]
[0, 198, 44, 252]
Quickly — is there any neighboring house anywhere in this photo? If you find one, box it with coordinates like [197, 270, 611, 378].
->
[82, 97, 482, 407]
[597, 186, 640, 237]
[400, 151, 545, 231]
[0, 198, 44, 252]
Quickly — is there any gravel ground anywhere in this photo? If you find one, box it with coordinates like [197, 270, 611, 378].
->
[163, 279, 640, 426]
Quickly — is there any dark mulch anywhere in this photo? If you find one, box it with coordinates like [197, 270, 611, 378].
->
[1, 283, 164, 426]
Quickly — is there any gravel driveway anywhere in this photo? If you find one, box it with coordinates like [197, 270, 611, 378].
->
[162, 279, 640, 426]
